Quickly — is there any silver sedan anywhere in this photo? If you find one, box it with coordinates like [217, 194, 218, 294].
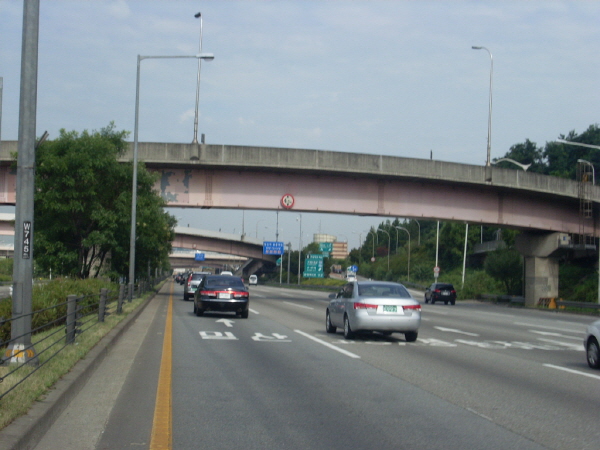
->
[326, 281, 421, 342]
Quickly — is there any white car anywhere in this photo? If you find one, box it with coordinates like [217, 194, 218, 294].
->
[585, 319, 600, 369]
[220, 271, 233, 276]
[326, 281, 421, 342]
[346, 274, 357, 282]
[249, 275, 258, 285]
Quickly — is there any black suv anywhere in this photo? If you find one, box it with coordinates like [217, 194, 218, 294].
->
[424, 283, 457, 305]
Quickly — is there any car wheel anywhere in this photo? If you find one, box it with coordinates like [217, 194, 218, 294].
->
[343, 315, 354, 339]
[325, 310, 337, 333]
[240, 310, 249, 319]
[405, 331, 418, 342]
[587, 337, 600, 369]
[193, 303, 197, 314]
[431, 298, 436, 305]
[195, 306, 204, 317]
[451, 300, 456, 305]
[424, 295, 429, 304]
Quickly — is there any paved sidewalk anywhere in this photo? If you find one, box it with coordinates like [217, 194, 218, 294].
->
[0, 283, 169, 450]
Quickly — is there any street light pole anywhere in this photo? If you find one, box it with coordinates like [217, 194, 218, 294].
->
[395, 226, 410, 282]
[192, 12, 205, 145]
[297, 214, 302, 285]
[129, 52, 214, 300]
[472, 46, 493, 167]
[380, 229, 390, 270]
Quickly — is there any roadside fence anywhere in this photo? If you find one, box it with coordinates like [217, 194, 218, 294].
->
[0, 277, 162, 402]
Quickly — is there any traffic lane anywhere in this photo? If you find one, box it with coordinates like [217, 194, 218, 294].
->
[171, 296, 547, 450]
[249, 286, 599, 449]
[419, 303, 590, 370]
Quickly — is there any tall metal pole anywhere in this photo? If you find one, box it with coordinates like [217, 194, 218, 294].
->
[395, 226, 410, 282]
[472, 46, 493, 167]
[128, 53, 214, 300]
[128, 55, 142, 300]
[192, 12, 204, 145]
[7, 0, 39, 365]
[297, 214, 302, 284]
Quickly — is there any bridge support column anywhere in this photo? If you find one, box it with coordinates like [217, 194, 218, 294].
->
[522, 256, 559, 307]
[515, 232, 562, 307]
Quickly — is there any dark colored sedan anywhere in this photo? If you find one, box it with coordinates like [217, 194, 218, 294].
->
[424, 283, 457, 305]
[193, 275, 249, 318]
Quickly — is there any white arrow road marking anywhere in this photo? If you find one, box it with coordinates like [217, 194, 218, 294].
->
[216, 319, 235, 327]
[295, 330, 361, 359]
[434, 326, 479, 336]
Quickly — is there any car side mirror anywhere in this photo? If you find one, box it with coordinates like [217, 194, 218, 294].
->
[328, 293, 336, 299]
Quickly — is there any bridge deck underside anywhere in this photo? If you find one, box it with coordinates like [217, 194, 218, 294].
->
[157, 168, 591, 234]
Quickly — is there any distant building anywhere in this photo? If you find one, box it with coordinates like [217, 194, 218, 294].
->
[313, 233, 348, 259]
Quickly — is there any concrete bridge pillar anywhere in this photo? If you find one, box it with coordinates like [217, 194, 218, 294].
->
[515, 232, 563, 307]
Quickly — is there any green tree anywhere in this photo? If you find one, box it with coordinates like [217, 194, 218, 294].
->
[493, 139, 546, 173]
[34, 123, 175, 279]
[484, 247, 523, 295]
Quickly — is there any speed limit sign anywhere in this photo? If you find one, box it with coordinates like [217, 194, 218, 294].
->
[434, 266, 440, 274]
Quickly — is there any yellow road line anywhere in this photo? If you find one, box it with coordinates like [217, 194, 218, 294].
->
[150, 281, 174, 450]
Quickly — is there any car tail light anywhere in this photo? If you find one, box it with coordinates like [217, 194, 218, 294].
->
[353, 302, 378, 310]
[403, 304, 422, 311]
[232, 291, 249, 299]
[433, 289, 441, 293]
[200, 290, 218, 298]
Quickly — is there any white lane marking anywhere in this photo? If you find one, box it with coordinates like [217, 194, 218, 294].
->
[284, 301, 314, 310]
[294, 330, 361, 359]
[536, 338, 584, 351]
[466, 408, 493, 422]
[434, 326, 479, 336]
[216, 318, 234, 327]
[250, 308, 259, 315]
[530, 330, 581, 340]
[515, 322, 585, 334]
[543, 364, 600, 380]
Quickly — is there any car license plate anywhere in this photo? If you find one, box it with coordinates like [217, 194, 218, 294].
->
[442, 291, 449, 295]
[218, 293, 231, 299]
[383, 305, 397, 313]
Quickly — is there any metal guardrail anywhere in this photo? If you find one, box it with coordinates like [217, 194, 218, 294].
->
[0, 277, 162, 402]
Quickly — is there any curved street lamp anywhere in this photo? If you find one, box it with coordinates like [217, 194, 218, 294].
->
[472, 46, 493, 167]
[129, 52, 215, 300]
[192, 12, 211, 144]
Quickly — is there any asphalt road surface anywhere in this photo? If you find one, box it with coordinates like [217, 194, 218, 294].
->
[33, 281, 599, 450]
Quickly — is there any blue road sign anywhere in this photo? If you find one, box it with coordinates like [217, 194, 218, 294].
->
[263, 241, 284, 255]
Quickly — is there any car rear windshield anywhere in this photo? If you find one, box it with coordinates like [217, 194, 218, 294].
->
[204, 277, 245, 290]
[436, 284, 454, 290]
[191, 273, 207, 280]
[358, 283, 410, 298]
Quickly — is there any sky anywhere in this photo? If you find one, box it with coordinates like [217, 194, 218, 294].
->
[1, 1, 599, 251]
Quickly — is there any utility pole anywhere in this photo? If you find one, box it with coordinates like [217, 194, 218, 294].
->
[6, 0, 40, 365]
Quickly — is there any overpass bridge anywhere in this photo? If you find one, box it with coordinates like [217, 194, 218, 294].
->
[1, 140, 598, 306]
[170, 226, 277, 275]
